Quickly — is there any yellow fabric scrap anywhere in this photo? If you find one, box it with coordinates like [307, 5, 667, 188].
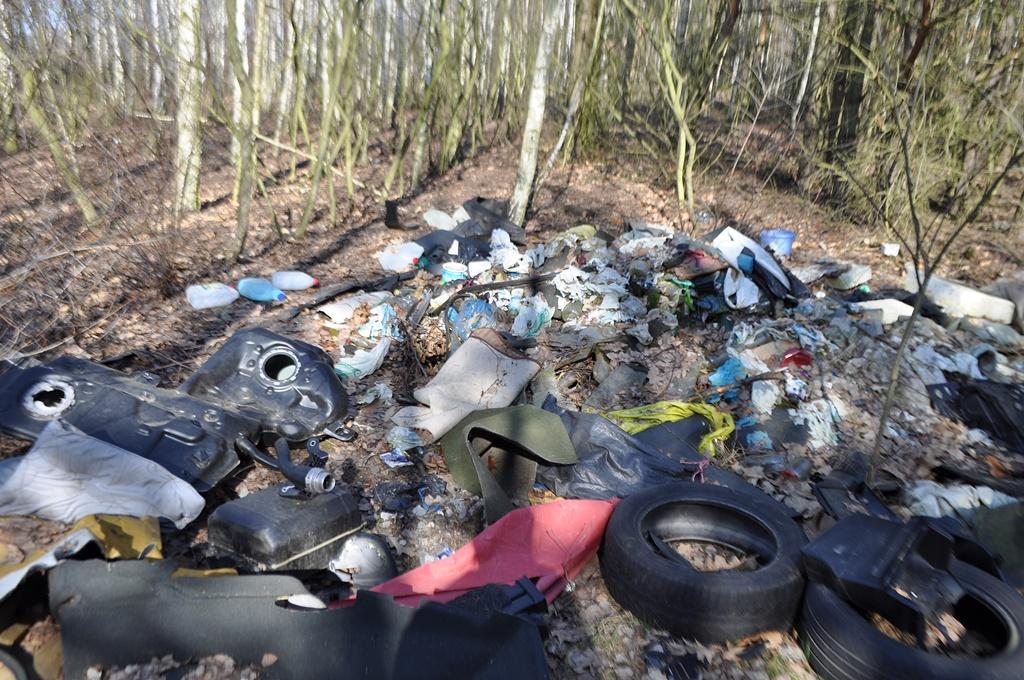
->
[605, 401, 734, 456]
[0, 515, 161, 581]
[73, 514, 163, 560]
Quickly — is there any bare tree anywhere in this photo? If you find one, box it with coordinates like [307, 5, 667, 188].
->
[173, 0, 202, 215]
[508, 0, 560, 227]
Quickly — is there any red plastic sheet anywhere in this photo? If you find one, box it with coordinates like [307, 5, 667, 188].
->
[333, 499, 617, 608]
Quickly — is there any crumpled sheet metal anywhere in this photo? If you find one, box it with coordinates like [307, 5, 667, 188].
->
[0, 420, 204, 528]
[0, 514, 160, 603]
[339, 499, 617, 607]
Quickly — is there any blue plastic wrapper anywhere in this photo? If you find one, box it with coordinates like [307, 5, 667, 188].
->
[446, 298, 496, 349]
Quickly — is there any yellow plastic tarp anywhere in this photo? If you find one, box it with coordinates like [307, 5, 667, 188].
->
[605, 401, 734, 456]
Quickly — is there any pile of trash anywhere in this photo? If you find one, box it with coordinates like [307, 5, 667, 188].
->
[2, 196, 1024, 678]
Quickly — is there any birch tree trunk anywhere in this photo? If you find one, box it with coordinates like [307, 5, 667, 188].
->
[227, 0, 255, 259]
[149, 0, 164, 109]
[508, 0, 560, 227]
[230, 0, 247, 178]
[791, 0, 822, 131]
[174, 0, 202, 215]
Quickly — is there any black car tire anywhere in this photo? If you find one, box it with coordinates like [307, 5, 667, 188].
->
[600, 482, 806, 643]
[799, 560, 1024, 680]
[0, 647, 28, 680]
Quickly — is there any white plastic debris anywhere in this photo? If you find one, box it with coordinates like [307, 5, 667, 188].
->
[907, 481, 1016, 521]
[357, 382, 394, 406]
[510, 294, 552, 337]
[881, 243, 900, 257]
[423, 208, 458, 230]
[710, 227, 791, 293]
[377, 241, 424, 272]
[827, 263, 872, 290]
[319, 292, 392, 325]
[751, 381, 781, 414]
[789, 399, 840, 450]
[723, 268, 762, 309]
[905, 263, 1015, 324]
[335, 337, 391, 379]
[911, 343, 984, 382]
[850, 299, 914, 325]
[0, 420, 205, 529]
[489, 229, 529, 273]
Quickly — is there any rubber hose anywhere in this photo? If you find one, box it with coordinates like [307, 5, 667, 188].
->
[273, 437, 335, 494]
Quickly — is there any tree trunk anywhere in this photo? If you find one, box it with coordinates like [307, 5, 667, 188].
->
[823, 0, 876, 198]
[791, 0, 822, 131]
[18, 68, 97, 224]
[229, 0, 247, 184]
[227, 0, 255, 260]
[174, 0, 202, 215]
[508, 0, 560, 227]
[0, 6, 16, 153]
[148, 0, 164, 110]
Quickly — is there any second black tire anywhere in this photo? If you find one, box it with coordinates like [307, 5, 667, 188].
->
[600, 482, 806, 643]
[799, 560, 1024, 680]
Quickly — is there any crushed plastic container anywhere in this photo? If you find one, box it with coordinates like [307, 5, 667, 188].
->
[271, 271, 318, 290]
[237, 278, 286, 303]
[905, 263, 1015, 324]
[186, 283, 239, 309]
[759, 229, 796, 258]
[378, 242, 425, 272]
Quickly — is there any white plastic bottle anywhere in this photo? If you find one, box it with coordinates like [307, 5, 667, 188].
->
[186, 283, 240, 309]
[271, 271, 319, 290]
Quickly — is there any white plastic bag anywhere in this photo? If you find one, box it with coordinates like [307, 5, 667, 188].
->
[0, 420, 205, 528]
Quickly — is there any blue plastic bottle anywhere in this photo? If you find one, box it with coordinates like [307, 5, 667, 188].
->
[237, 278, 286, 302]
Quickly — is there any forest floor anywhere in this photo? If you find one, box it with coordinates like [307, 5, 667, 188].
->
[1, 119, 1023, 679]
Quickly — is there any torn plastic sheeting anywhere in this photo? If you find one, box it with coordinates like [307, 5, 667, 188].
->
[539, 400, 718, 499]
[927, 379, 1024, 451]
[604, 401, 735, 456]
[355, 303, 400, 340]
[510, 295, 552, 338]
[356, 382, 394, 406]
[446, 298, 496, 348]
[723, 268, 762, 309]
[318, 291, 391, 325]
[423, 208, 458, 230]
[334, 337, 391, 380]
[459, 196, 528, 245]
[0, 515, 161, 603]
[391, 329, 540, 442]
[0, 420, 204, 529]
[489, 229, 530, 274]
[751, 381, 781, 415]
[336, 499, 616, 607]
[709, 357, 745, 387]
[789, 399, 841, 450]
[911, 343, 984, 383]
